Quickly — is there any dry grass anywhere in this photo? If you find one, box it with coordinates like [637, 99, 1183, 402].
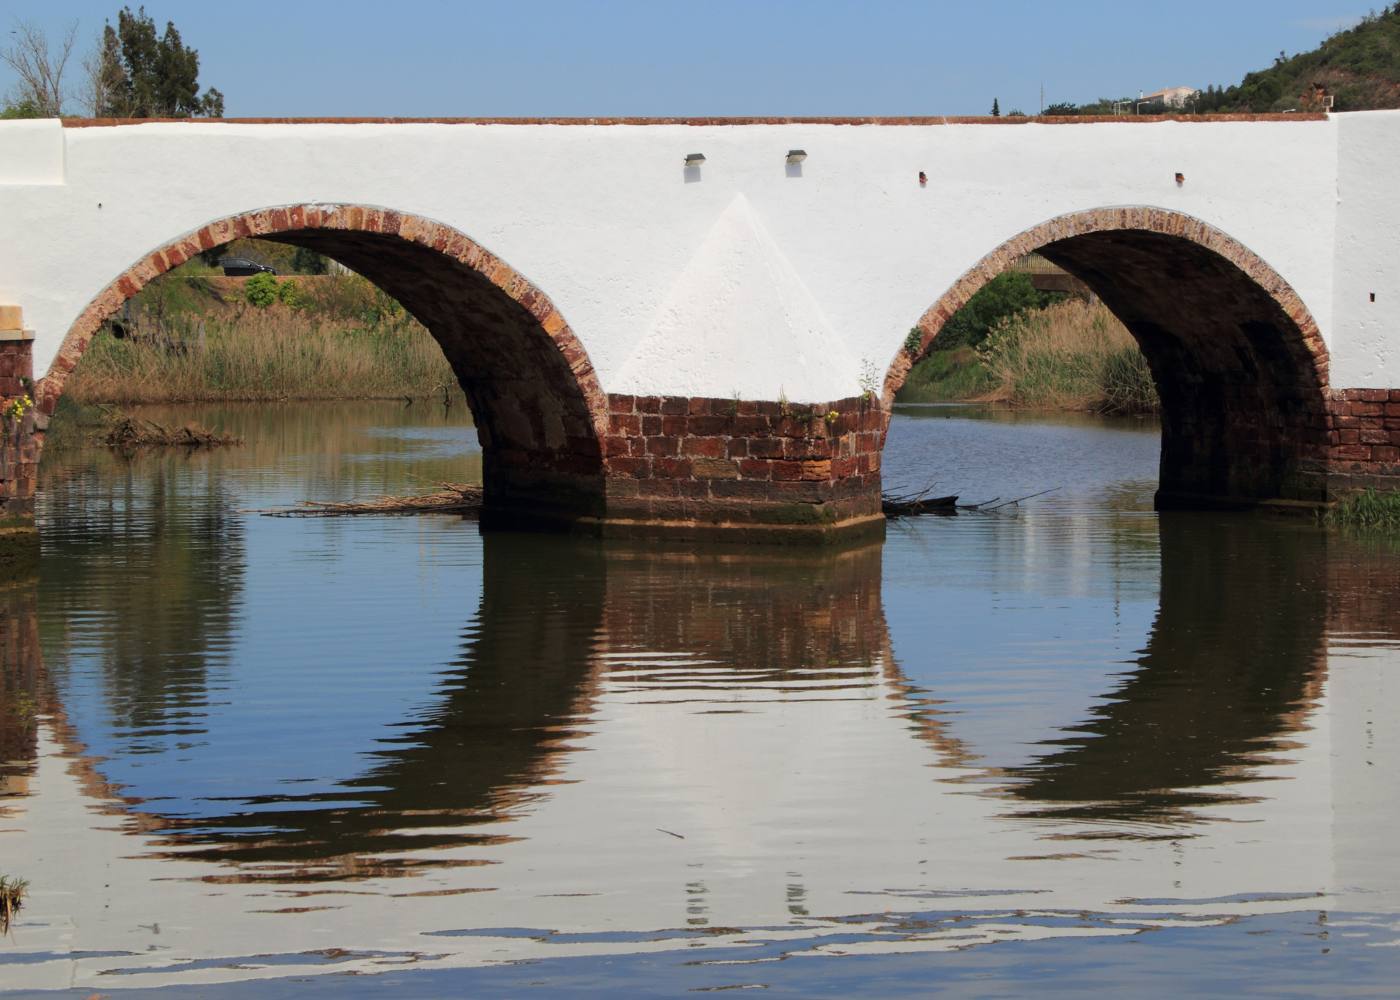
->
[65, 307, 460, 405]
[0, 875, 27, 934]
[977, 299, 1159, 414]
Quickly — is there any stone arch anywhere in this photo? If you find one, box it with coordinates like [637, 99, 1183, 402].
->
[884, 207, 1333, 506]
[39, 204, 610, 523]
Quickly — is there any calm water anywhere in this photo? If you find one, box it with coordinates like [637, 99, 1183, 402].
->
[2, 401, 1399, 997]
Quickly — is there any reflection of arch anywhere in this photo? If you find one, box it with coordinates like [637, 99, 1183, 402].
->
[38, 205, 610, 522]
[999, 513, 1329, 823]
[886, 208, 1332, 506]
[84, 537, 975, 878]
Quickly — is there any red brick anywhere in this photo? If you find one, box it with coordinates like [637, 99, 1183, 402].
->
[738, 458, 772, 479]
[682, 437, 725, 458]
[652, 457, 693, 478]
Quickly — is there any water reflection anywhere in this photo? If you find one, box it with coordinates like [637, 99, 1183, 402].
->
[0, 582, 47, 799]
[3, 402, 1400, 993]
[1002, 515, 1329, 822]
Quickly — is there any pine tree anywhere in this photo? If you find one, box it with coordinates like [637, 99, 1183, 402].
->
[991, 98, 1001, 117]
[93, 6, 223, 118]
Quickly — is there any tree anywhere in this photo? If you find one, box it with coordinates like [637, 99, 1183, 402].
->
[1, 19, 78, 117]
[1044, 101, 1078, 116]
[990, 97, 1000, 117]
[86, 6, 223, 117]
[80, 21, 127, 116]
[1, 99, 42, 119]
[936, 272, 1059, 350]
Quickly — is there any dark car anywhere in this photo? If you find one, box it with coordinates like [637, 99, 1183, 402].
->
[218, 256, 277, 277]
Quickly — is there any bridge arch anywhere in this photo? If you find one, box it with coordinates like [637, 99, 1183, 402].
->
[38, 204, 610, 523]
[885, 207, 1333, 506]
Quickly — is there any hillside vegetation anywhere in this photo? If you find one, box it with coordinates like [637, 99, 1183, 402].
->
[1196, 4, 1400, 112]
[1049, 4, 1400, 114]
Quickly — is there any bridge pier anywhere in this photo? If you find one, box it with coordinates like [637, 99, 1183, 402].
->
[585, 392, 886, 543]
[1326, 389, 1400, 494]
[0, 316, 39, 575]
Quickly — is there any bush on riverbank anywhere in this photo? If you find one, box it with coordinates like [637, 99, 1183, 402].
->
[65, 274, 461, 404]
[977, 300, 1159, 414]
[895, 346, 993, 402]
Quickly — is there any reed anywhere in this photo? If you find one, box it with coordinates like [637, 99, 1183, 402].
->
[977, 299, 1159, 414]
[1323, 488, 1400, 532]
[65, 306, 460, 405]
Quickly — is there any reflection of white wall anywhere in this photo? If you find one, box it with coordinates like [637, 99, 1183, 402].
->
[3, 639, 1360, 992]
[8, 114, 1399, 398]
[1327, 646, 1400, 911]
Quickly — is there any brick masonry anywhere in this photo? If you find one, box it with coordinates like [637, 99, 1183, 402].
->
[1326, 388, 1400, 491]
[591, 392, 885, 541]
[1, 335, 38, 520]
[1, 334, 40, 574]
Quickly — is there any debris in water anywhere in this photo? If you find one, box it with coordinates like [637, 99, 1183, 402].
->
[103, 415, 242, 451]
[244, 483, 483, 518]
[883, 484, 1061, 518]
[0, 875, 28, 934]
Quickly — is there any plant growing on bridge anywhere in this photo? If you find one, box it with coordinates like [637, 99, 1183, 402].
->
[3, 394, 33, 425]
[857, 358, 880, 401]
[903, 326, 924, 357]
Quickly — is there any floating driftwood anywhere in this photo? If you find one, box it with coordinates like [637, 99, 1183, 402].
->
[245, 483, 483, 518]
[0, 875, 27, 934]
[104, 415, 242, 451]
[883, 485, 1061, 518]
[882, 488, 959, 517]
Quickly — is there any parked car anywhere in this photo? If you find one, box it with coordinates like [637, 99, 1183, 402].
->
[218, 257, 277, 277]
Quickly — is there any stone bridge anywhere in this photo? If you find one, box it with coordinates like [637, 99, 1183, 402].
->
[1, 112, 1398, 550]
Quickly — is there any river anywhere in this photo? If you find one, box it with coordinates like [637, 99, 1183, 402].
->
[2, 401, 1398, 997]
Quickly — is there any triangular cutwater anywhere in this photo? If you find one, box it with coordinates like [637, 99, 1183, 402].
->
[614, 193, 859, 402]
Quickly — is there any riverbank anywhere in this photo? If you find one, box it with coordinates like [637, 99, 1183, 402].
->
[898, 299, 1159, 414]
[64, 274, 460, 405]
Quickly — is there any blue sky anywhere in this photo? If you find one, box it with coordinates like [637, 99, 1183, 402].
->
[0, 1, 1372, 117]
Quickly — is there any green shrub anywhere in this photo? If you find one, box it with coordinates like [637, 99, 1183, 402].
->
[244, 272, 278, 308]
[276, 278, 304, 309]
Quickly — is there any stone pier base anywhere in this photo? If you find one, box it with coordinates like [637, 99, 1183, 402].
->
[1, 320, 39, 575]
[1326, 388, 1400, 494]
[588, 392, 886, 544]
